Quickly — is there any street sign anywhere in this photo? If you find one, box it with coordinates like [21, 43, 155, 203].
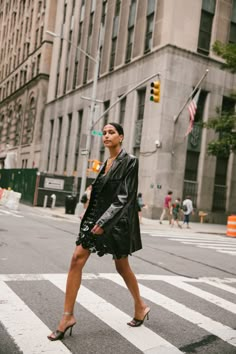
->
[91, 130, 103, 136]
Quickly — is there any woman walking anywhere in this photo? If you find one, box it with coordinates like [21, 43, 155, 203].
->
[48, 123, 150, 341]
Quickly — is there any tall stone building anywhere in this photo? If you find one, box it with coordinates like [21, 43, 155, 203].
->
[1, 0, 236, 221]
[0, 0, 57, 169]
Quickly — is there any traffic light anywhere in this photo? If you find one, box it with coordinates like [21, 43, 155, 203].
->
[91, 159, 102, 172]
[150, 81, 160, 103]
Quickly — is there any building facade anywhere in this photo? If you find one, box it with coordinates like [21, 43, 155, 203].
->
[1, 0, 235, 221]
[0, 0, 57, 169]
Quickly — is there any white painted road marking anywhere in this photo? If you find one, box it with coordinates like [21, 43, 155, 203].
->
[0, 209, 24, 217]
[1, 273, 236, 353]
[45, 274, 182, 354]
[0, 281, 72, 354]
[103, 274, 236, 348]
[143, 230, 236, 256]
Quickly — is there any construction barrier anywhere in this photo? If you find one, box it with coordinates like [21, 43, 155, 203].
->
[226, 215, 236, 237]
[0, 188, 22, 210]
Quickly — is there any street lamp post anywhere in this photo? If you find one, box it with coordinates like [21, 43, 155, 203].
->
[46, 30, 101, 200]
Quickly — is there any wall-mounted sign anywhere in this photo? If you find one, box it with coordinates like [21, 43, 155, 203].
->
[44, 178, 64, 190]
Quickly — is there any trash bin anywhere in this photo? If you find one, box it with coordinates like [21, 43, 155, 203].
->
[65, 195, 77, 214]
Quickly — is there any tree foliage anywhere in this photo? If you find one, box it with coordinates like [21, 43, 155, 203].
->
[203, 112, 236, 157]
[203, 42, 236, 158]
[213, 41, 236, 73]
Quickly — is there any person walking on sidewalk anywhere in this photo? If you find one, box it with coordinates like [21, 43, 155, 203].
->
[182, 196, 194, 228]
[47, 122, 150, 341]
[137, 192, 146, 224]
[171, 198, 182, 228]
[159, 190, 173, 224]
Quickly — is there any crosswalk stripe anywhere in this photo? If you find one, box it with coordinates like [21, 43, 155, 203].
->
[163, 278, 236, 314]
[218, 250, 236, 255]
[144, 231, 236, 255]
[103, 274, 236, 348]
[202, 279, 236, 295]
[148, 233, 227, 240]
[180, 242, 236, 247]
[0, 209, 23, 217]
[0, 281, 72, 354]
[195, 245, 236, 250]
[46, 274, 182, 354]
[170, 238, 234, 243]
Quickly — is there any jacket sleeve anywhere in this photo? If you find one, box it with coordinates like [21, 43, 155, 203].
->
[96, 157, 138, 231]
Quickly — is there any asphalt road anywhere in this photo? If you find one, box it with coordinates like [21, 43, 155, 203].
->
[0, 205, 236, 354]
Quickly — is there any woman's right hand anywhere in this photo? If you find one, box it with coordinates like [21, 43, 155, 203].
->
[91, 224, 104, 235]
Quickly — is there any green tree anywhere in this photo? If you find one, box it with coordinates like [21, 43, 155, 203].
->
[213, 41, 236, 73]
[204, 42, 236, 157]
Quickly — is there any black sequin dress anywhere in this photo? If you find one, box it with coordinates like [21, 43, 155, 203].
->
[76, 173, 113, 257]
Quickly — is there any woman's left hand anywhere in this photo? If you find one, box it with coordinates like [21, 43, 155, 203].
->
[91, 224, 104, 235]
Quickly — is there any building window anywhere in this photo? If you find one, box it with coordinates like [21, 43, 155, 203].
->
[22, 97, 36, 145]
[37, 54, 41, 75]
[144, 0, 155, 53]
[83, 57, 89, 84]
[133, 89, 146, 157]
[15, 105, 22, 146]
[126, 0, 136, 63]
[229, 0, 236, 44]
[73, 61, 78, 89]
[74, 110, 83, 171]
[63, 3, 67, 24]
[55, 73, 59, 97]
[212, 96, 236, 211]
[64, 67, 68, 94]
[64, 113, 72, 172]
[0, 114, 4, 139]
[55, 117, 63, 172]
[119, 97, 126, 126]
[47, 119, 54, 171]
[212, 157, 228, 211]
[35, 28, 39, 50]
[101, 0, 107, 26]
[197, 0, 216, 55]
[99, 100, 110, 162]
[109, 38, 117, 71]
[109, 0, 121, 71]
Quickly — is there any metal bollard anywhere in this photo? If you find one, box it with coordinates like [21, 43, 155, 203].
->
[51, 194, 56, 209]
[43, 195, 48, 208]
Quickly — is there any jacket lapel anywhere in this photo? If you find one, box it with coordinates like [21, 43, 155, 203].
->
[94, 149, 127, 192]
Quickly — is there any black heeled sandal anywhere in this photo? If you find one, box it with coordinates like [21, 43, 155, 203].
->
[47, 312, 76, 341]
[127, 307, 150, 327]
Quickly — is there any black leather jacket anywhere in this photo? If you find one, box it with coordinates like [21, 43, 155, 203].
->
[81, 149, 142, 256]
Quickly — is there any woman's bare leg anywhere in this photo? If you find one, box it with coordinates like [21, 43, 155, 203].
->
[48, 245, 90, 338]
[114, 257, 149, 319]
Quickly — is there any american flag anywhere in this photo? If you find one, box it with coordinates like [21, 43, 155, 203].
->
[185, 88, 201, 137]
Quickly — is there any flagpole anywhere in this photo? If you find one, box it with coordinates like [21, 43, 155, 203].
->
[173, 69, 209, 124]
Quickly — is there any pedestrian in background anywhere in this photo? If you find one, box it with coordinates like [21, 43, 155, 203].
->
[159, 190, 173, 224]
[137, 192, 146, 224]
[171, 198, 182, 228]
[182, 196, 194, 228]
[48, 122, 150, 341]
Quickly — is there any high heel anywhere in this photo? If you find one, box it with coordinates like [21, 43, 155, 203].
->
[127, 307, 150, 327]
[47, 312, 76, 341]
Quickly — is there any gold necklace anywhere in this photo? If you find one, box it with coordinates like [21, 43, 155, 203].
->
[105, 151, 120, 173]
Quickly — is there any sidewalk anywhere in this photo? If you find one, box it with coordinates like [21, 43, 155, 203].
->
[20, 204, 227, 236]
